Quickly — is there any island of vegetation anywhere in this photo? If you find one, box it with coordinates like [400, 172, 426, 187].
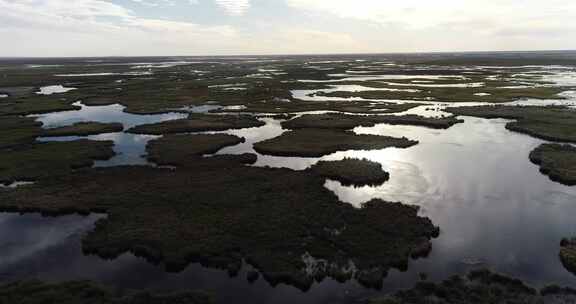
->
[282, 113, 463, 130]
[254, 129, 418, 157]
[127, 114, 264, 135]
[529, 144, 576, 185]
[41, 122, 124, 137]
[146, 134, 247, 165]
[0, 148, 439, 290]
[309, 158, 390, 186]
[560, 237, 576, 275]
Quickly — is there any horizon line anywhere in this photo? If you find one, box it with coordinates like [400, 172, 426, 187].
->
[1, 49, 576, 59]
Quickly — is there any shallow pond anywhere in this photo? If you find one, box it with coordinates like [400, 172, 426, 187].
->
[31, 102, 187, 129]
[38, 133, 160, 167]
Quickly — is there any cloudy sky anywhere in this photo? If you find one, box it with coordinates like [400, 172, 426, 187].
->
[1, 0, 575, 57]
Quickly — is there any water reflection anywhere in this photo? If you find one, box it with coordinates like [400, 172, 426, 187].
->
[324, 116, 576, 291]
[0, 213, 105, 276]
[0, 212, 380, 304]
[213, 118, 285, 156]
[31, 102, 187, 129]
[38, 133, 160, 167]
[30, 102, 188, 166]
[213, 116, 576, 297]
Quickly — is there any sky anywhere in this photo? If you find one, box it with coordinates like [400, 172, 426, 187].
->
[1, 0, 575, 57]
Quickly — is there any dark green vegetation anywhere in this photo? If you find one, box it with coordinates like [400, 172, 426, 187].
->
[560, 238, 576, 275]
[146, 134, 246, 165]
[1, 54, 571, 119]
[0, 140, 114, 184]
[317, 86, 566, 103]
[0, 86, 35, 98]
[0, 152, 438, 290]
[254, 129, 418, 157]
[0, 116, 42, 148]
[447, 106, 576, 142]
[0, 95, 81, 116]
[127, 114, 264, 135]
[529, 144, 576, 185]
[218, 100, 424, 114]
[368, 269, 576, 304]
[283, 113, 463, 130]
[413, 51, 576, 66]
[0, 280, 213, 304]
[309, 158, 390, 186]
[41, 122, 124, 137]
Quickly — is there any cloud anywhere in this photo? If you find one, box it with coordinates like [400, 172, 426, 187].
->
[128, 18, 236, 36]
[285, 0, 576, 34]
[0, 0, 574, 56]
[0, 0, 240, 56]
[215, 0, 250, 16]
[129, 0, 177, 7]
[0, 0, 236, 33]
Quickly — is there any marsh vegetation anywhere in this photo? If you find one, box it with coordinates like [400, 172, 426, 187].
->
[254, 129, 418, 157]
[369, 269, 576, 304]
[41, 122, 124, 137]
[529, 144, 576, 185]
[1, 52, 576, 303]
[309, 158, 390, 186]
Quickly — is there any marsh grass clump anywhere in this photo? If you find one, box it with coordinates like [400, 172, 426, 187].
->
[0, 153, 439, 290]
[255, 113, 296, 120]
[0, 116, 43, 148]
[316, 86, 567, 104]
[0, 140, 114, 184]
[529, 144, 576, 185]
[146, 134, 246, 165]
[430, 86, 566, 103]
[309, 158, 390, 186]
[283, 113, 463, 130]
[127, 114, 265, 135]
[0, 94, 82, 116]
[447, 106, 576, 142]
[560, 238, 576, 275]
[0, 86, 35, 97]
[218, 99, 422, 114]
[81, 79, 212, 114]
[0, 280, 214, 304]
[254, 129, 418, 157]
[72, 77, 292, 115]
[369, 269, 576, 304]
[41, 122, 124, 137]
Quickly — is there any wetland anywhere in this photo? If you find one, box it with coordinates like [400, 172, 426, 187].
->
[2, 52, 576, 303]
